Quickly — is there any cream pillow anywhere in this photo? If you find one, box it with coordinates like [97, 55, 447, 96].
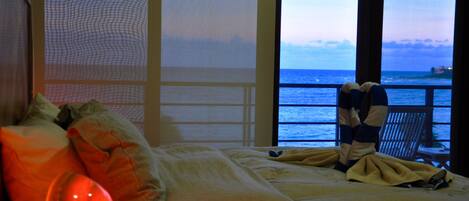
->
[68, 110, 165, 201]
[0, 119, 87, 201]
[22, 93, 60, 122]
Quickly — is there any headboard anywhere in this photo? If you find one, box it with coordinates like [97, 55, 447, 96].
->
[0, 0, 32, 199]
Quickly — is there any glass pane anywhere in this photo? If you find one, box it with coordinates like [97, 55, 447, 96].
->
[280, 88, 337, 105]
[161, 106, 244, 123]
[44, 0, 148, 130]
[381, 1, 455, 153]
[279, 107, 336, 123]
[433, 125, 450, 140]
[279, 125, 336, 141]
[161, 0, 257, 146]
[279, 0, 357, 147]
[381, 0, 455, 84]
[433, 108, 451, 123]
[434, 89, 452, 106]
[279, 142, 335, 147]
[386, 89, 425, 105]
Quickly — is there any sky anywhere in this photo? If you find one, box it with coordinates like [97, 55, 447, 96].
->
[161, 0, 455, 71]
[280, 0, 456, 71]
[162, 0, 456, 71]
[162, 0, 257, 43]
[45, 0, 456, 71]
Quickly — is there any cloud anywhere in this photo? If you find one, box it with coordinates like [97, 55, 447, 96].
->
[381, 40, 453, 71]
[281, 40, 356, 70]
[280, 39, 453, 71]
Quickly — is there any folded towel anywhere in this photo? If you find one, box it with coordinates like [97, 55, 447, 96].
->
[270, 148, 453, 190]
[336, 82, 388, 171]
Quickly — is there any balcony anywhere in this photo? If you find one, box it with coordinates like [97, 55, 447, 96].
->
[279, 83, 452, 148]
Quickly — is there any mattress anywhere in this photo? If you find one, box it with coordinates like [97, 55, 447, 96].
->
[153, 144, 469, 201]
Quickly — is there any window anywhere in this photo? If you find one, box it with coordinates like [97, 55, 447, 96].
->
[44, 0, 148, 132]
[279, 0, 358, 147]
[381, 0, 455, 149]
[160, 0, 258, 146]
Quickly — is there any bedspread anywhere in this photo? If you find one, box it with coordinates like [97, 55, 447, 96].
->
[269, 148, 453, 187]
[224, 147, 469, 201]
[152, 144, 469, 201]
[152, 144, 292, 201]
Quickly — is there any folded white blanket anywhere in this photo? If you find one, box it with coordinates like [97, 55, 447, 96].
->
[153, 144, 292, 201]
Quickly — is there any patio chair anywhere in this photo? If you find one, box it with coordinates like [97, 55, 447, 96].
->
[377, 106, 428, 161]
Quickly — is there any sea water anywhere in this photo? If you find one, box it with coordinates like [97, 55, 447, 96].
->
[279, 69, 451, 147]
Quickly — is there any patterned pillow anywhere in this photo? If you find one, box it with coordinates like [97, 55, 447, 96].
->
[22, 93, 60, 122]
[68, 110, 165, 201]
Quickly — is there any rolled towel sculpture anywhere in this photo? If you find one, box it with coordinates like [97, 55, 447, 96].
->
[335, 82, 388, 172]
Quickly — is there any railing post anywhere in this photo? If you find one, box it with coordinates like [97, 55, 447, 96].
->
[243, 86, 249, 146]
[246, 86, 253, 146]
[424, 88, 434, 147]
[335, 87, 341, 146]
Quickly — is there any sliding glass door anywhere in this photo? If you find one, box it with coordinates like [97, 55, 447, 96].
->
[34, 0, 278, 147]
[278, 0, 358, 147]
[381, 0, 455, 167]
[160, 0, 258, 146]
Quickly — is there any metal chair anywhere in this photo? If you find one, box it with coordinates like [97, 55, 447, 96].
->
[378, 106, 428, 161]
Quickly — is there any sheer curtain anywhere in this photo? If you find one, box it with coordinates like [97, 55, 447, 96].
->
[42, 0, 148, 133]
[0, 0, 30, 126]
[34, 0, 277, 147]
[159, 0, 258, 146]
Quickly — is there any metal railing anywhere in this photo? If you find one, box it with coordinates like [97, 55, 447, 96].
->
[45, 79, 452, 147]
[160, 81, 256, 146]
[278, 83, 452, 147]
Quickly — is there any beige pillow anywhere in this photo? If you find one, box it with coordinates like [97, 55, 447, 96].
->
[22, 93, 60, 122]
[0, 119, 87, 201]
[68, 110, 165, 201]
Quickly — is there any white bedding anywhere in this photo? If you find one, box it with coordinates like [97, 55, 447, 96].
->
[153, 144, 469, 201]
[153, 144, 292, 201]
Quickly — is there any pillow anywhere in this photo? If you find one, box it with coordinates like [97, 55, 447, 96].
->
[22, 93, 60, 122]
[55, 100, 107, 129]
[68, 110, 165, 201]
[0, 118, 87, 201]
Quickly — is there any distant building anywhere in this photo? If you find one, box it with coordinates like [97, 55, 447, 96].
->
[431, 66, 452, 78]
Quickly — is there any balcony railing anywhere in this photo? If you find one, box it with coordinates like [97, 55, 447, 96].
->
[44, 79, 452, 148]
[278, 83, 452, 147]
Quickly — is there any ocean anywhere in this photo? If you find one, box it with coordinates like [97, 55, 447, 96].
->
[278, 69, 452, 147]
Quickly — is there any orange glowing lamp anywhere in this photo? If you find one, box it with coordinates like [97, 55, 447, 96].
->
[46, 172, 113, 201]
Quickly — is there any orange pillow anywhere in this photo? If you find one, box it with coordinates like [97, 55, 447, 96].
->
[68, 111, 165, 201]
[0, 119, 87, 201]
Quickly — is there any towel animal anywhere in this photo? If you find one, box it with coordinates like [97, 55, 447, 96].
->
[335, 82, 388, 171]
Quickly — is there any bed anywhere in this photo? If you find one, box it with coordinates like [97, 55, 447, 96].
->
[152, 144, 469, 201]
[1, 65, 469, 201]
